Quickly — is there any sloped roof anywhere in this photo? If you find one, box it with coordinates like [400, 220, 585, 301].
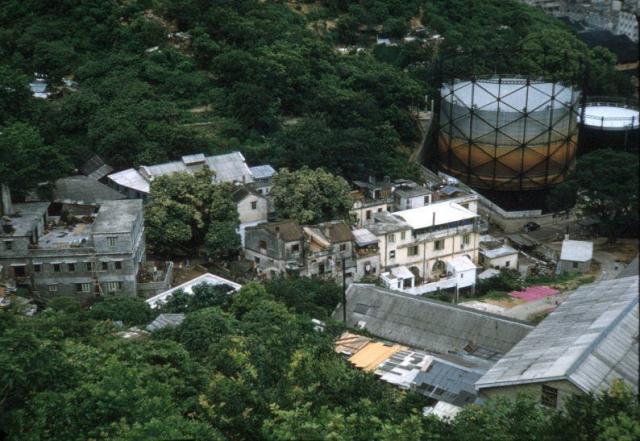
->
[107, 151, 255, 194]
[53, 176, 126, 204]
[146, 273, 242, 309]
[146, 313, 185, 331]
[260, 220, 304, 242]
[249, 165, 276, 180]
[560, 239, 593, 262]
[333, 284, 533, 358]
[231, 185, 262, 203]
[476, 276, 639, 394]
[414, 358, 484, 406]
[317, 221, 353, 243]
[80, 155, 113, 180]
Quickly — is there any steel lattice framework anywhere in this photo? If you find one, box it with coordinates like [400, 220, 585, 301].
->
[438, 76, 581, 191]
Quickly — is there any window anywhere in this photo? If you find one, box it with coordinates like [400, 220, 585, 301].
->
[105, 281, 122, 293]
[4, 241, 12, 250]
[319, 262, 325, 274]
[400, 231, 405, 240]
[107, 236, 117, 247]
[101, 261, 108, 271]
[115, 261, 122, 270]
[572, 261, 578, 269]
[366, 210, 372, 220]
[407, 246, 419, 257]
[387, 233, 395, 243]
[291, 244, 300, 253]
[53, 263, 61, 273]
[13, 265, 26, 277]
[33, 264, 41, 273]
[541, 385, 558, 408]
[340, 243, 347, 252]
[68, 263, 75, 272]
[424, 195, 430, 205]
[77, 283, 91, 293]
[434, 240, 444, 251]
[86, 262, 94, 271]
[462, 234, 470, 245]
[505, 260, 510, 268]
[377, 208, 383, 212]
[48, 284, 58, 293]
[251, 201, 257, 210]
[254, 257, 261, 264]
[389, 250, 396, 259]
[259, 240, 267, 250]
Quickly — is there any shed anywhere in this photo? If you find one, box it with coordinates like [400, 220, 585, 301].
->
[557, 239, 593, 274]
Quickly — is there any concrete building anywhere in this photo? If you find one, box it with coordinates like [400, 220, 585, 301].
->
[248, 165, 277, 195]
[106, 152, 271, 199]
[557, 239, 593, 274]
[369, 200, 480, 282]
[303, 221, 354, 281]
[479, 235, 519, 270]
[244, 220, 306, 278]
[350, 177, 394, 228]
[352, 228, 380, 280]
[0, 200, 145, 297]
[393, 180, 433, 211]
[476, 276, 639, 408]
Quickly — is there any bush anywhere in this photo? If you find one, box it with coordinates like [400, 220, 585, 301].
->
[88, 296, 154, 325]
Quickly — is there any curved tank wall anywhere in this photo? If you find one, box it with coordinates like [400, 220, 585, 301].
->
[438, 77, 581, 191]
[578, 98, 639, 155]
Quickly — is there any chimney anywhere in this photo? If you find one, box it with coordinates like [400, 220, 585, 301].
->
[564, 233, 570, 241]
[1, 184, 12, 216]
[432, 212, 436, 226]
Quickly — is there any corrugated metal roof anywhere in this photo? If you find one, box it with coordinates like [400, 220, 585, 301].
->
[333, 284, 533, 357]
[249, 165, 276, 180]
[146, 313, 185, 331]
[476, 276, 639, 394]
[107, 152, 256, 194]
[560, 239, 593, 262]
[414, 359, 484, 406]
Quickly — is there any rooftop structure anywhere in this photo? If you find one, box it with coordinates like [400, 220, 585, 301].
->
[80, 155, 113, 181]
[560, 239, 594, 262]
[352, 228, 378, 247]
[146, 273, 242, 309]
[52, 176, 126, 205]
[333, 284, 533, 359]
[107, 152, 258, 196]
[476, 276, 639, 395]
[92, 200, 143, 234]
[393, 201, 478, 231]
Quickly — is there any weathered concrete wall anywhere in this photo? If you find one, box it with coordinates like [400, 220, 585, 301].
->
[480, 379, 583, 410]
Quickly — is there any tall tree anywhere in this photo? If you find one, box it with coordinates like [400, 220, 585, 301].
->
[547, 149, 638, 242]
[270, 167, 353, 224]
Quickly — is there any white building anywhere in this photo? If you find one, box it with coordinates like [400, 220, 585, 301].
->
[369, 200, 480, 286]
[479, 235, 519, 270]
[557, 239, 593, 274]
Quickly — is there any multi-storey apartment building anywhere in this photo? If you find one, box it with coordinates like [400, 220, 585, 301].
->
[368, 200, 480, 281]
[0, 199, 145, 297]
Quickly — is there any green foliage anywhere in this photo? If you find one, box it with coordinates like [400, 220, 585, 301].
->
[264, 276, 342, 319]
[88, 296, 154, 326]
[547, 149, 639, 242]
[475, 269, 522, 296]
[160, 282, 236, 313]
[271, 167, 353, 224]
[144, 169, 239, 256]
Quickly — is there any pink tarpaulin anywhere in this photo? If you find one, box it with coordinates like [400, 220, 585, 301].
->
[509, 285, 559, 302]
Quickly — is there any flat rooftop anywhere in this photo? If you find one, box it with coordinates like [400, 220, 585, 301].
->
[580, 105, 639, 128]
[92, 200, 142, 234]
[393, 201, 477, 230]
[3, 203, 49, 237]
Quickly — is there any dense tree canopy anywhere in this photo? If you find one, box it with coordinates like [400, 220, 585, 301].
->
[144, 169, 240, 256]
[547, 149, 639, 242]
[1, 278, 638, 440]
[270, 167, 353, 224]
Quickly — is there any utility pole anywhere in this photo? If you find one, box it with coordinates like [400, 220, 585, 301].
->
[342, 257, 347, 325]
